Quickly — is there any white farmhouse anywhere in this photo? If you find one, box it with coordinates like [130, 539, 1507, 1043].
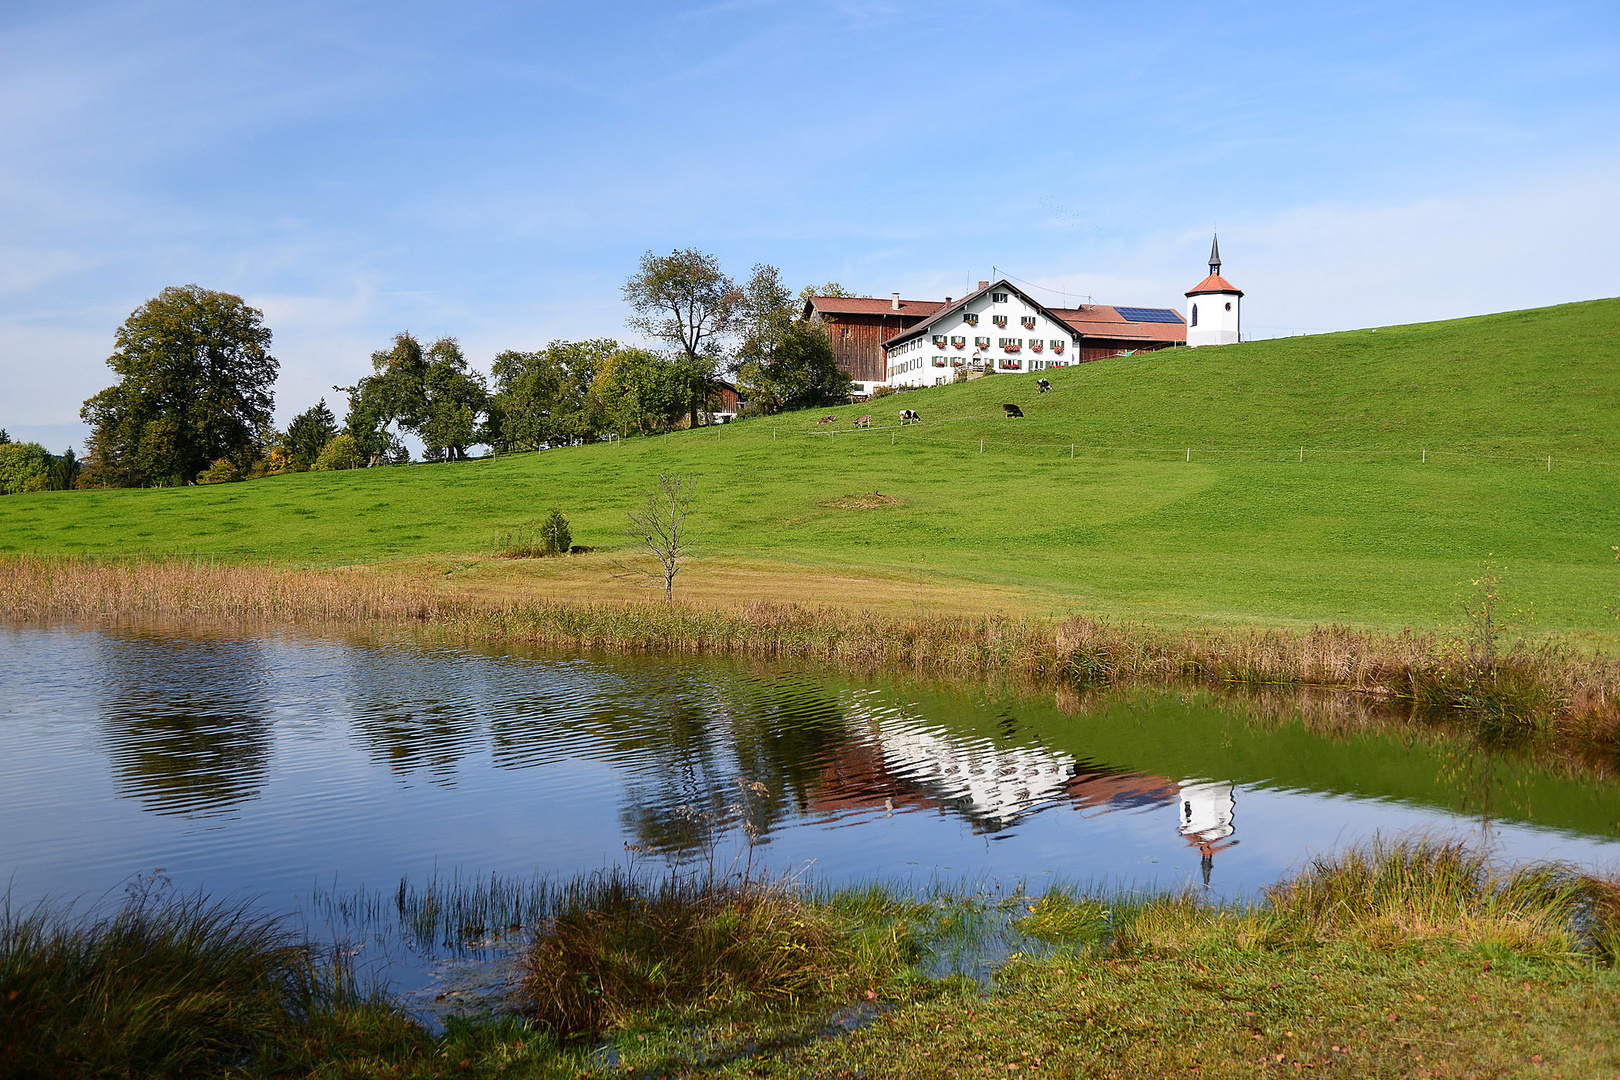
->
[876, 279, 1186, 389]
[1185, 235, 1243, 347]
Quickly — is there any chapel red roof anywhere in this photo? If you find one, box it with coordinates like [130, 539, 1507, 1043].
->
[1185, 274, 1243, 297]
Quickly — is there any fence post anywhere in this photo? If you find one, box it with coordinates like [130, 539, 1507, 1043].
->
[1422, 448, 1426, 463]
[1299, 446, 1303, 463]
[1071, 443, 1074, 459]
[1547, 455, 1552, 472]
[1186, 448, 1191, 462]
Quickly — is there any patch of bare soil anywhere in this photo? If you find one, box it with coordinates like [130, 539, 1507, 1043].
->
[826, 493, 899, 510]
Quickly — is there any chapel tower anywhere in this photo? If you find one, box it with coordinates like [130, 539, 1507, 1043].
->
[1184, 235, 1243, 347]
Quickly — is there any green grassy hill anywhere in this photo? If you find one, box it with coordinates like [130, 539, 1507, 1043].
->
[4, 297, 1618, 632]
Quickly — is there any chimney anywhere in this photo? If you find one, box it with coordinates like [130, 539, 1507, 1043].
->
[944, 297, 952, 305]
[891, 292, 901, 310]
[978, 280, 989, 291]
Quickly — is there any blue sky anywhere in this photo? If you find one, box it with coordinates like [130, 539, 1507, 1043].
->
[3, 0, 1617, 451]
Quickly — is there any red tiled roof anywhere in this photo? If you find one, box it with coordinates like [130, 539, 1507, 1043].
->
[805, 296, 944, 319]
[1049, 306, 1187, 343]
[1185, 274, 1243, 297]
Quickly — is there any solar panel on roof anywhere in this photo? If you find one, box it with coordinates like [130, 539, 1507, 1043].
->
[1114, 306, 1183, 324]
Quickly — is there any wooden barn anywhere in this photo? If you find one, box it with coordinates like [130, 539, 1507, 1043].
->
[801, 293, 944, 393]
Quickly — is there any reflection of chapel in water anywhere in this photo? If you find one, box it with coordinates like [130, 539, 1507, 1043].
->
[1177, 781, 1238, 887]
[808, 707, 1241, 885]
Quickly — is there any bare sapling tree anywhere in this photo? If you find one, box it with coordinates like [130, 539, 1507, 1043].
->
[624, 472, 698, 600]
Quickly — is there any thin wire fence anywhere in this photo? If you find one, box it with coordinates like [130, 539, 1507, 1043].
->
[648, 418, 1619, 471]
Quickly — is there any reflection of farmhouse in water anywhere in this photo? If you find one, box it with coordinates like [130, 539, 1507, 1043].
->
[806, 711, 1240, 882]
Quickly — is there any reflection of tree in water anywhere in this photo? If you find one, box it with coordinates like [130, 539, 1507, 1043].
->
[607, 667, 854, 858]
[341, 649, 509, 783]
[97, 631, 273, 816]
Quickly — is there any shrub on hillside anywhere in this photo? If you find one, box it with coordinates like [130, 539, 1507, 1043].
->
[0, 442, 52, 494]
[495, 509, 573, 558]
[311, 434, 365, 471]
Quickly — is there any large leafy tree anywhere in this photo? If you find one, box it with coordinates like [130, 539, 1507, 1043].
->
[80, 285, 278, 486]
[592, 348, 705, 435]
[623, 249, 741, 428]
[342, 333, 488, 464]
[488, 339, 615, 451]
[735, 265, 852, 414]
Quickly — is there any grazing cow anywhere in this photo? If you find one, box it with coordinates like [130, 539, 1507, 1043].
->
[1036, 378, 1051, 393]
[898, 409, 920, 425]
[854, 414, 872, 428]
[1003, 403, 1024, 418]
[816, 415, 837, 424]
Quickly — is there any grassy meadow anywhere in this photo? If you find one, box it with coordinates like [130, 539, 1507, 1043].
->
[3, 297, 1619, 633]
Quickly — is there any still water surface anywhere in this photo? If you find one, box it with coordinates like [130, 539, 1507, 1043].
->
[3, 622, 1618, 965]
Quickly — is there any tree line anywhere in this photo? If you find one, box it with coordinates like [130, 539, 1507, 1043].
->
[4, 251, 854, 490]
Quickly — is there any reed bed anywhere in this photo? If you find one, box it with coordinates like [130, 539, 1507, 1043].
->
[0, 552, 441, 624]
[5, 553, 1618, 757]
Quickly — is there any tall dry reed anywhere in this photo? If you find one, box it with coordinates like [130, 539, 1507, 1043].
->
[0, 553, 440, 624]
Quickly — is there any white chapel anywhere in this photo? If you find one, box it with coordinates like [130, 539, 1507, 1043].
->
[1185, 235, 1243, 347]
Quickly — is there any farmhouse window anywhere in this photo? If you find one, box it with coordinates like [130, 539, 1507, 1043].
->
[1021, 316, 1036, 329]
[962, 313, 979, 326]
[992, 315, 1008, 327]
[992, 292, 1008, 303]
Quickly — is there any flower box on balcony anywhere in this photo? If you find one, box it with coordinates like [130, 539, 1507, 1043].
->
[992, 315, 1008, 327]
[1021, 317, 1036, 329]
[1052, 341, 1065, 354]
[932, 357, 947, 367]
[999, 359, 1021, 370]
[951, 336, 966, 348]
[1030, 341, 1043, 352]
[974, 337, 990, 348]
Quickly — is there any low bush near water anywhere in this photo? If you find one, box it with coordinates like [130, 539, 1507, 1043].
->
[517, 869, 912, 1038]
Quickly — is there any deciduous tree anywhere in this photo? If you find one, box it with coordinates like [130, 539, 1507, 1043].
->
[735, 265, 852, 413]
[592, 348, 706, 435]
[488, 339, 615, 451]
[623, 249, 740, 428]
[80, 285, 277, 486]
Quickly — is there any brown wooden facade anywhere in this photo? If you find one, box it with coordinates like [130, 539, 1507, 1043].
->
[803, 297, 943, 385]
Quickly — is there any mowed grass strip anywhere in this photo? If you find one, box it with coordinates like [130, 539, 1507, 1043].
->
[1, 297, 1617, 629]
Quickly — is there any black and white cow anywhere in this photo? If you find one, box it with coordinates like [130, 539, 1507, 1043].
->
[898, 409, 920, 425]
[1036, 378, 1051, 393]
[1002, 403, 1024, 418]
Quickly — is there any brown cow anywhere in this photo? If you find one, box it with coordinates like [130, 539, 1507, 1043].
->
[854, 415, 872, 428]
[816, 415, 837, 424]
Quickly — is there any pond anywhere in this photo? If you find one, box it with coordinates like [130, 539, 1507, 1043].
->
[3, 622, 1617, 998]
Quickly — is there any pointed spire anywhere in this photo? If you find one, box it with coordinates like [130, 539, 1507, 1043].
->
[1208, 234, 1221, 275]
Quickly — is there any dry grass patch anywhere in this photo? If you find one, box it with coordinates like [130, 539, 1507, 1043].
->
[825, 492, 900, 510]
